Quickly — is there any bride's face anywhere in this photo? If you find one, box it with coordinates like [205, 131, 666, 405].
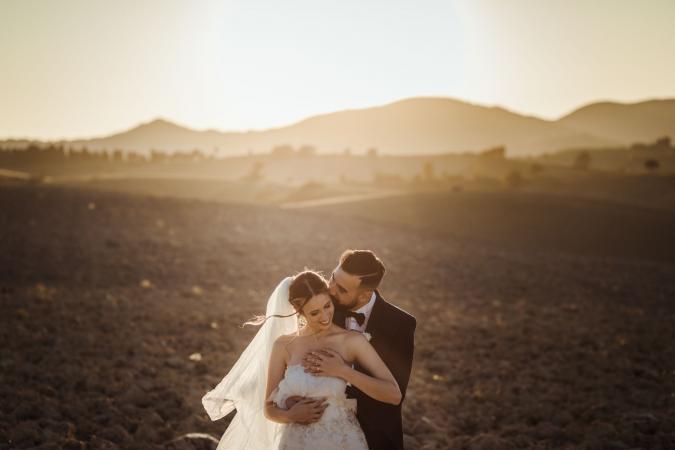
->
[301, 293, 334, 331]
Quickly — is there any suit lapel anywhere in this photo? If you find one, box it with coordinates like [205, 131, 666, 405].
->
[365, 290, 385, 336]
[349, 291, 386, 399]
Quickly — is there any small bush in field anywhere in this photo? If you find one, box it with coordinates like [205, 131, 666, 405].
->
[505, 170, 524, 188]
[573, 151, 591, 170]
[644, 158, 660, 173]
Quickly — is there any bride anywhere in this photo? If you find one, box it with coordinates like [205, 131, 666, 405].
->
[202, 270, 401, 449]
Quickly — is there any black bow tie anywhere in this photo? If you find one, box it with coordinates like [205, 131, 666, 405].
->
[345, 311, 366, 326]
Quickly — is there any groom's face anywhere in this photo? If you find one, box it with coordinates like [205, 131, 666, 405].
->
[328, 266, 363, 311]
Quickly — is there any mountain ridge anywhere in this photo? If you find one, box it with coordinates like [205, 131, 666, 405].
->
[3, 96, 674, 156]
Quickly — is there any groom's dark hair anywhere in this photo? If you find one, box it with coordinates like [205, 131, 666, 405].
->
[339, 249, 386, 290]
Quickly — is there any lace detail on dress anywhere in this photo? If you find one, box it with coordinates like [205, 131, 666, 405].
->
[272, 365, 368, 450]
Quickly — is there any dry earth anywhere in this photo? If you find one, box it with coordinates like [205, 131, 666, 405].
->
[1, 181, 674, 450]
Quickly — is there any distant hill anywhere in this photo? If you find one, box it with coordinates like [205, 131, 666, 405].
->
[3, 97, 674, 156]
[557, 99, 675, 144]
[65, 118, 233, 154]
[251, 98, 616, 156]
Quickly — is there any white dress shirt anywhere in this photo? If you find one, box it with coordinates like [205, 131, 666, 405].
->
[345, 291, 377, 332]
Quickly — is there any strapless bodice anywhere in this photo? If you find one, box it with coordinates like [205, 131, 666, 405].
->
[272, 364, 355, 413]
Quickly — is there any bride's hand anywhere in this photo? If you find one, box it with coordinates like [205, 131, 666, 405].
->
[303, 349, 349, 378]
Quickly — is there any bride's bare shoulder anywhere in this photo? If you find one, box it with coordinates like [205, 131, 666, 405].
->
[273, 333, 298, 347]
[272, 334, 300, 361]
[343, 329, 372, 346]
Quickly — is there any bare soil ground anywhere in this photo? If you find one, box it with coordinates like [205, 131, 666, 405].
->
[306, 189, 675, 263]
[1, 181, 674, 450]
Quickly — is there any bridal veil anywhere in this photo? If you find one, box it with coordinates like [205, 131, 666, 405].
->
[202, 276, 298, 449]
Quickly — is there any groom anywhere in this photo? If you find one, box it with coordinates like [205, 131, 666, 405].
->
[290, 249, 417, 450]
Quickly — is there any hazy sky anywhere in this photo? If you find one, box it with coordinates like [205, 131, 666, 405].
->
[1, 0, 674, 140]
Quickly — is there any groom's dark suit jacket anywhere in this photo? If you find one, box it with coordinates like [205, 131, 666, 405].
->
[333, 290, 416, 450]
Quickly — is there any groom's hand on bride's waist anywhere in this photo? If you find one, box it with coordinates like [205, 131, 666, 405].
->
[284, 395, 304, 410]
[285, 397, 328, 424]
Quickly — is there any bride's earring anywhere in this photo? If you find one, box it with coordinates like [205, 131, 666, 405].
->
[297, 314, 307, 329]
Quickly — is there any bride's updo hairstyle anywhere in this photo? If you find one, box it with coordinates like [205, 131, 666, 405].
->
[288, 270, 329, 314]
[243, 270, 329, 327]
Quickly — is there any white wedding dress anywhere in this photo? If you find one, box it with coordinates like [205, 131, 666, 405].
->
[202, 277, 368, 449]
[271, 364, 368, 450]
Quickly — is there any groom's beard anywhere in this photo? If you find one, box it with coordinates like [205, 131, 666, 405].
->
[331, 293, 358, 311]
[330, 294, 343, 309]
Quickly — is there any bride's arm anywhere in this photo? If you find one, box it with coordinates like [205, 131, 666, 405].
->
[264, 337, 328, 423]
[306, 333, 402, 405]
[263, 337, 295, 423]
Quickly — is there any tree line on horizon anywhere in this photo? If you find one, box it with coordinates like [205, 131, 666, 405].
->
[0, 137, 672, 175]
